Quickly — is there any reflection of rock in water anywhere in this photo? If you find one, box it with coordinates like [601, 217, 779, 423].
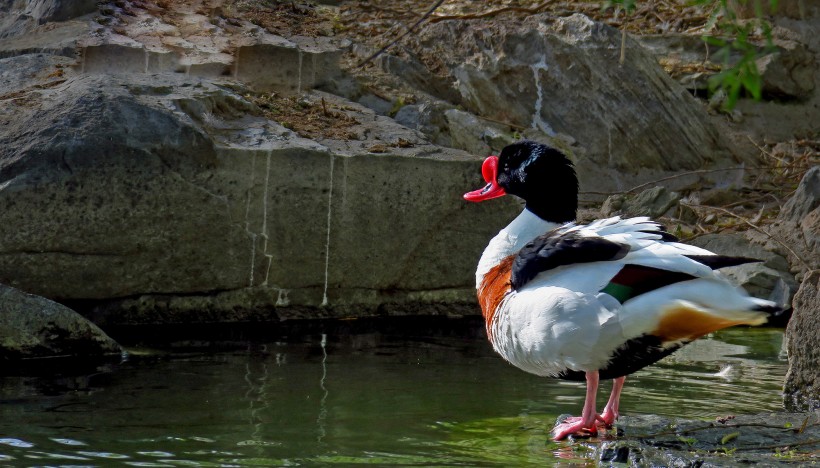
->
[661, 336, 749, 364]
[317, 333, 329, 443]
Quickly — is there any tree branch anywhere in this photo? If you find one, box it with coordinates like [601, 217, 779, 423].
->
[355, 0, 447, 68]
[681, 201, 811, 271]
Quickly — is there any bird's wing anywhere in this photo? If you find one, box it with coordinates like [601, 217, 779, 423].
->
[511, 231, 629, 290]
[511, 216, 698, 292]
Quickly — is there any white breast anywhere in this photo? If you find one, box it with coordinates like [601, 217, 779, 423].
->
[489, 286, 625, 377]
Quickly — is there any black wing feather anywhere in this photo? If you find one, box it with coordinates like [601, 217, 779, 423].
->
[556, 335, 685, 381]
[684, 255, 761, 270]
[511, 231, 629, 290]
[639, 228, 679, 242]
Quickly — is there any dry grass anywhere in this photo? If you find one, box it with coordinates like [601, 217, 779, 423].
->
[249, 92, 361, 140]
[663, 136, 818, 240]
[338, 0, 722, 51]
[221, 0, 336, 37]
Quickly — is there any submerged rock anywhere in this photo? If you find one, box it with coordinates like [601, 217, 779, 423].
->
[589, 413, 820, 467]
[0, 283, 121, 359]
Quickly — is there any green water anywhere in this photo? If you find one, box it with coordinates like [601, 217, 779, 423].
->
[0, 322, 786, 466]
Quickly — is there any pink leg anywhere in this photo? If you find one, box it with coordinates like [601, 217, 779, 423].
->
[600, 376, 625, 426]
[553, 371, 600, 440]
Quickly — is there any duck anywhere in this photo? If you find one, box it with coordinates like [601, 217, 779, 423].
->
[464, 140, 780, 441]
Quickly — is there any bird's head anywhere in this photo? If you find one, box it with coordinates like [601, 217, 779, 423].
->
[464, 140, 578, 223]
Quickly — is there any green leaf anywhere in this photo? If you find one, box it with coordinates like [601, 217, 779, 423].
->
[720, 431, 740, 444]
[739, 64, 762, 100]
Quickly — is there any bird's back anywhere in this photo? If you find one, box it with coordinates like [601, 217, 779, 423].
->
[481, 216, 777, 379]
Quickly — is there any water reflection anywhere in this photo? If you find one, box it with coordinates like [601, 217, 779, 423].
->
[0, 326, 786, 466]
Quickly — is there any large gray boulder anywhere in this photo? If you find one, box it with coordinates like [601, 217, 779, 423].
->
[0, 62, 517, 324]
[388, 14, 740, 193]
[777, 167, 820, 412]
[0, 283, 121, 359]
[754, 166, 820, 280]
[0, 1, 522, 326]
[784, 271, 820, 411]
[0, 0, 96, 40]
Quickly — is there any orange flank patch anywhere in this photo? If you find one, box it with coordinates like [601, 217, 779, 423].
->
[478, 256, 514, 341]
[653, 305, 751, 342]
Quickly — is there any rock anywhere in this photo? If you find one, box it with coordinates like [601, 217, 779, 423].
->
[756, 41, 816, 100]
[0, 0, 97, 39]
[0, 67, 518, 324]
[391, 99, 459, 150]
[0, 283, 121, 359]
[444, 109, 490, 155]
[690, 233, 791, 272]
[600, 195, 625, 216]
[393, 104, 421, 129]
[722, 263, 799, 305]
[780, 166, 820, 222]
[638, 33, 816, 101]
[395, 14, 737, 193]
[0, 18, 89, 59]
[443, 108, 514, 155]
[602, 186, 680, 218]
[770, 168, 820, 412]
[234, 36, 347, 94]
[689, 233, 797, 305]
[753, 166, 820, 280]
[357, 93, 393, 115]
[608, 413, 820, 466]
[784, 271, 820, 411]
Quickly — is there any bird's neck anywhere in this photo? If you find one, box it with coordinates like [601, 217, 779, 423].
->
[475, 209, 564, 289]
[505, 208, 563, 243]
[524, 200, 576, 225]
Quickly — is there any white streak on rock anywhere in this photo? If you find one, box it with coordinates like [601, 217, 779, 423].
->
[530, 58, 555, 136]
[321, 155, 334, 306]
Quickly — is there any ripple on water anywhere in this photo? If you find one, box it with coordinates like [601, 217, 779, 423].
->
[25, 450, 91, 461]
[50, 437, 88, 446]
[136, 451, 175, 457]
[0, 438, 33, 448]
[75, 450, 131, 459]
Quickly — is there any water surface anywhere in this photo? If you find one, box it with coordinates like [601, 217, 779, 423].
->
[0, 321, 787, 466]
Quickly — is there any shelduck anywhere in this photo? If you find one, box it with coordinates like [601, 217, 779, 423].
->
[464, 141, 780, 440]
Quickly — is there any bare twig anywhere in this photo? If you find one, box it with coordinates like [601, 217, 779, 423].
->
[475, 114, 529, 131]
[580, 167, 746, 196]
[681, 202, 811, 271]
[429, 0, 555, 22]
[356, 0, 447, 68]
[748, 135, 788, 165]
[683, 224, 732, 241]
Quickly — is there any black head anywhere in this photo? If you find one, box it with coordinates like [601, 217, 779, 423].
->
[465, 140, 578, 223]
